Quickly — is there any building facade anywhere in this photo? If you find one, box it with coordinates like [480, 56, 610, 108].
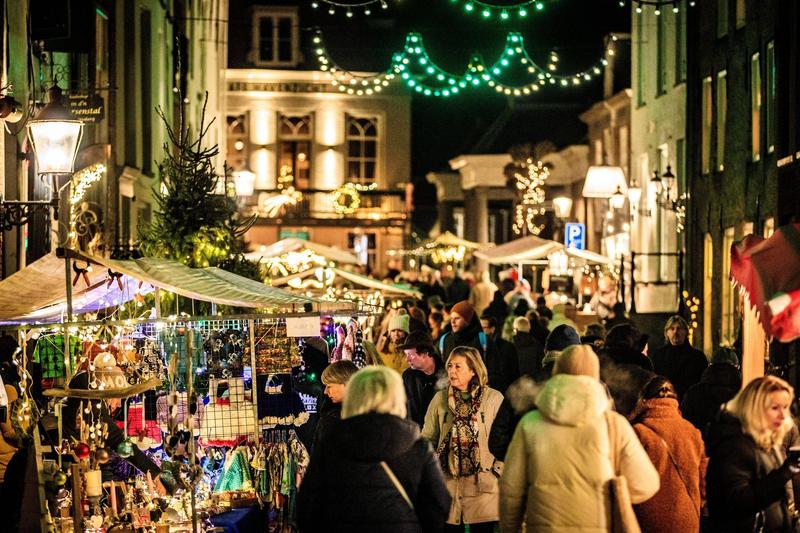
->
[685, 0, 777, 365]
[0, 0, 225, 278]
[223, 4, 411, 274]
[629, 2, 688, 317]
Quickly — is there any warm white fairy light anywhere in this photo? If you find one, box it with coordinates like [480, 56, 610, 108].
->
[512, 159, 549, 235]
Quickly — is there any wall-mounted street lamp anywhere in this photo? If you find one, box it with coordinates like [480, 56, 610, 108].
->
[0, 85, 83, 231]
[609, 186, 626, 210]
[651, 165, 678, 211]
[552, 196, 573, 219]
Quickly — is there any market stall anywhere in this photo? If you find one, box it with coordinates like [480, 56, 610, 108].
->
[0, 249, 371, 533]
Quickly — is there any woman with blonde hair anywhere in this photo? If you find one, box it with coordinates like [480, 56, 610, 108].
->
[422, 346, 504, 532]
[706, 375, 800, 533]
[499, 344, 659, 532]
[298, 366, 450, 532]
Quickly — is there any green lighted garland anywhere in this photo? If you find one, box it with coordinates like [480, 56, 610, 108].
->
[313, 31, 616, 98]
[448, 0, 552, 20]
[310, 0, 389, 18]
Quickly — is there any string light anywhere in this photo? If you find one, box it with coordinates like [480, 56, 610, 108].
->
[313, 30, 615, 98]
[619, 0, 695, 15]
[310, 0, 389, 17]
[512, 159, 549, 235]
[682, 290, 701, 344]
[69, 163, 106, 245]
[448, 0, 553, 20]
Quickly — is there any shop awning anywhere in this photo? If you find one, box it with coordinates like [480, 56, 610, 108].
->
[0, 251, 348, 324]
[271, 267, 422, 299]
[473, 235, 613, 265]
[430, 231, 489, 250]
[473, 235, 563, 264]
[244, 238, 359, 265]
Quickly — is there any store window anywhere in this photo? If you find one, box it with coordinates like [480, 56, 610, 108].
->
[766, 41, 776, 154]
[348, 232, 376, 271]
[252, 7, 298, 67]
[703, 234, 713, 355]
[226, 114, 248, 172]
[657, 12, 668, 95]
[716, 70, 727, 171]
[701, 76, 713, 174]
[346, 116, 379, 184]
[278, 114, 312, 189]
[717, 0, 728, 38]
[735, 0, 746, 28]
[751, 52, 762, 162]
[675, 2, 687, 83]
[721, 227, 736, 345]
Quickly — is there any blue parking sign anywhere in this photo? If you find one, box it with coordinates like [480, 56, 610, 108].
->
[565, 223, 586, 250]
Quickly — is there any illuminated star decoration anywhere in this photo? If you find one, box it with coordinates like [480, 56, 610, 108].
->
[512, 159, 549, 236]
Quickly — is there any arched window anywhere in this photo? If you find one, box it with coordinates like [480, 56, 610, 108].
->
[346, 116, 378, 184]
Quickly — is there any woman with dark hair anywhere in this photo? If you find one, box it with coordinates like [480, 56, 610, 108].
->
[631, 376, 707, 533]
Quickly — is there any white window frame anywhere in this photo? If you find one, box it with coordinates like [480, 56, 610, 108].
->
[345, 115, 380, 185]
[252, 7, 299, 67]
[716, 70, 727, 172]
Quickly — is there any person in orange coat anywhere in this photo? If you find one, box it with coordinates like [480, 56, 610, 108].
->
[631, 375, 707, 533]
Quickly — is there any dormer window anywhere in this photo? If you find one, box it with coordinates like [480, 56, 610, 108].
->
[252, 6, 298, 67]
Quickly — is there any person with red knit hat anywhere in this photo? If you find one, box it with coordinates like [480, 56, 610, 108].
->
[439, 300, 519, 393]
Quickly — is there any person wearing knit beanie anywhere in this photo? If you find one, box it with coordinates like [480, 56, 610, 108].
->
[450, 300, 476, 329]
[539, 325, 582, 380]
[388, 313, 411, 335]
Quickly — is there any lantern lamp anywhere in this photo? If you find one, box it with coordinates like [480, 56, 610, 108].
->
[26, 86, 83, 175]
[582, 165, 627, 198]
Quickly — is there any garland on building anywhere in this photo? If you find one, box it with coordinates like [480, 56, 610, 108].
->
[310, 0, 389, 17]
[138, 94, 259, 279]
[510, 159, 549, 235]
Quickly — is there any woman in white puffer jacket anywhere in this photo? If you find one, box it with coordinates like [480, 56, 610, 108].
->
[499, 345, 659, 532]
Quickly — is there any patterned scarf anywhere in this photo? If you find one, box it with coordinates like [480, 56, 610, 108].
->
[436, 384, 484, 477]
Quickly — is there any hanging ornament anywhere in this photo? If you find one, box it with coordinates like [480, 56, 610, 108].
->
[73, 442, 91, 460]
[53, 470, 69, 486]
[116, 438, 135, 458]
[94, 448, 111, 464]
[107, 269, 124, 290]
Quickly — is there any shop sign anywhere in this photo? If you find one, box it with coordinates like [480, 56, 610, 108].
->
[68, 94, 105, 123]
[565, 222, 586, 250]
[286, 316, 321, 337]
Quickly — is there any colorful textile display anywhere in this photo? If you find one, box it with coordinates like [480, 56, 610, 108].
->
[33, 334, 81, 380]
[199, 377, 257, 447]
[156, 391, 205, 433]
[256, 375, 309, 427]
[158, 329, 204, 390]
[205, 329, 246, 378]
[246, 323, 301, 374]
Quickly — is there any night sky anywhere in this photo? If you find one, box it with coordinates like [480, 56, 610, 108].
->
[232, 0, 630, 214]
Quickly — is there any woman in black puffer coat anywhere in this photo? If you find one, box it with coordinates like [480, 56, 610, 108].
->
[706, 375, 800, 533]
[297, 366, 451, 533]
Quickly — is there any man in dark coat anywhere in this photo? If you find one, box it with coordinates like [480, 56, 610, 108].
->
[680, 348, 742, 434]
[445, 271, 471, 306]
[480, 314, 519, 379]
[440, 300, 519, 393]
[509, 316, 544, 379]
[399, 331, 445, 428]
[650, 315, 708, 399]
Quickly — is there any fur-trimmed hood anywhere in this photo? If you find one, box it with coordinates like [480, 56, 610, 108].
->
[535, 374, 610, 426]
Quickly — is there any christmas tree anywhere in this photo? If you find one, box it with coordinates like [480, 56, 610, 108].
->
[139, 94, 260, 280]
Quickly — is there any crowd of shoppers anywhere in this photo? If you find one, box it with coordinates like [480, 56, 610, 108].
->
[295, 268, 800, 532]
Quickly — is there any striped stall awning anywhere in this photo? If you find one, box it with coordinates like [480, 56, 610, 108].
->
[0, 251, 355, 324]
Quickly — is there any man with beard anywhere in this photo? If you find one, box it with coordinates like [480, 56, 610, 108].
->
[439, 300, 519, 393]
[399, 331, 445, 428]
[650, 315, 708, 399]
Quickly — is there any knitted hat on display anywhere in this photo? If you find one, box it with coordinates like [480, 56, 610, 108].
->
[450, 300, 476, 324]
[388, 313, 411, 333]
[545, 325, 581, 352]
[513, 316, 531, 333]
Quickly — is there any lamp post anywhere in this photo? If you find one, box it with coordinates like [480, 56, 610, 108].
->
[552, 195, 573, 242]
[0, 85, 83, 231]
